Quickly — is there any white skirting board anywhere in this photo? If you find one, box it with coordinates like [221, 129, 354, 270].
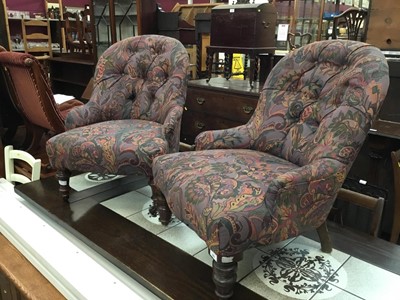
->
[0, 178, 159, 300]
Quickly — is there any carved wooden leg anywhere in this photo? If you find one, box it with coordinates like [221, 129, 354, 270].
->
[212, 259, 238, 299]
[206, 50, 213, 83]
[56, 169, 71, 202]
[150, 183, 172, 225]
[317, 221, 333, 253]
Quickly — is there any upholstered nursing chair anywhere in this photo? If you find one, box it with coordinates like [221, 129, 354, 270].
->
[0, 47, 83, 153]
[46, 35, 190, 203]
[152, 40, 389, 298]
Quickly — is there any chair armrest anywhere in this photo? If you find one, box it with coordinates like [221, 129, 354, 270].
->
[64, 102, 102, 130]
[263, 158, 348, 233]
[162, 106, 183, 137]
[162, 105, 184, 152]
[57, 99, 84, 120]
[195, 125, 252, 150]
[266, 158, 347, 206]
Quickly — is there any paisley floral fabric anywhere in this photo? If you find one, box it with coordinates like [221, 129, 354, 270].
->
[153, 40, 389, 257]
[46, 35, 189, 176]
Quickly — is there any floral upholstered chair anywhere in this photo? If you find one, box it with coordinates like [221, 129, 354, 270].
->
[152, 40, 389, 298]
[46, 35, 189, 203]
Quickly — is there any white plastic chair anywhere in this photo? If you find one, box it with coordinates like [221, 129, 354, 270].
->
[4, 145, 41, 184]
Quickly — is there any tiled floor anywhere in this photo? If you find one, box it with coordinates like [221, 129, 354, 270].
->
[70, 173, 400, 300]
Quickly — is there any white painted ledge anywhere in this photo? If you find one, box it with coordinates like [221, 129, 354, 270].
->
[0, 178, 159, 300]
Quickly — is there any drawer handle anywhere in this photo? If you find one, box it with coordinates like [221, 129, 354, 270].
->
[196, 121, 205, 129]
[196, 97, 205, 105]
[243, 105, 254, 114]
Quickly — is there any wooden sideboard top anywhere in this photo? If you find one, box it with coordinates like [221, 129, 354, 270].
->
[370, 119, 400, 140]
[188, 78, 261, 98]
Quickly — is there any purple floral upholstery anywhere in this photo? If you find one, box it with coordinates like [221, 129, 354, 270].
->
[152, 40, 389, 298]
[46, 35, 189, 199]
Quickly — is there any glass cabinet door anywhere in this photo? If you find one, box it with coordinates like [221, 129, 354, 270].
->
[93, 0, 137, 57]
[272, 0, 370, 47]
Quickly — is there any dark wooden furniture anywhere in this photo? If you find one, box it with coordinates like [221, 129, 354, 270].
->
[288, 32, 312, 50]
[366, 0, 400, 50]
[332, 7, 368, 41]
[157, 11, 195, 45]
[194, 13, 211, 78]
[345, 58, 400, 239]
[94, 0, 158, 57]
[0, 0, 9, 50]
[206, 3, 277, 86]
[49, 56, 95, 99]
[258, 51, 286, 85]
[335, 188, 384, 237]
[181, 78, 260, 145]
[390, 149, 400, 243]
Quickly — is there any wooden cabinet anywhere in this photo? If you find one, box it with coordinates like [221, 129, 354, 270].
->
[49, 56, 95, 99]
[181, 78, 259, 144]
[0, 0, 10, 50]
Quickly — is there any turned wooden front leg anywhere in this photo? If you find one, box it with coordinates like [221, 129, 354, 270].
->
[317, 221, 333, 253]
[212, 260, 238, 299]
[150, 183, 172, 225]
[56, 169, 71, 201]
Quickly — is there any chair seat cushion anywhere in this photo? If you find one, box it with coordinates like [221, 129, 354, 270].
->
[46, 119, 167, 176]
[153, 149, 302, 256]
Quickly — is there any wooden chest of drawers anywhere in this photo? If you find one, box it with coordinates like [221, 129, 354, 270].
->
[181, 78, 260, 144]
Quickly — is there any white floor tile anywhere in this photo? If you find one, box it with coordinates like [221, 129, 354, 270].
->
[127, 205, 181, 236]
[101, 191, 151, 218]
[195, 247, 267, 281]
[69, 173, 122, 191]
[333, 256, 400, 300]
[157, 222, 207, 256]
[135, 185, 152, 198]
[311, 284, 363, 300]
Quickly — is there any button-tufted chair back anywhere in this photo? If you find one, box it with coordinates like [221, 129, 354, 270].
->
[249, 40, 387, 168]
[65, 35, 189, 153]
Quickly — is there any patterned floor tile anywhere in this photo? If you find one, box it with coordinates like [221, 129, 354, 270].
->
[240, 236, 349, 300]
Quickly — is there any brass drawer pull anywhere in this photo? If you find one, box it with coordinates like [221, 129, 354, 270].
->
[196, 121, 205, 129]
[243, 105, 254, 114]
[196, 97, 205, 105]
